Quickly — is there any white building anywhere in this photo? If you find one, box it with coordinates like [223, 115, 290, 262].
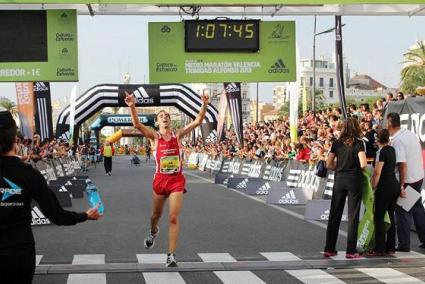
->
[272, 56, 347, 107]
[190, 83, 251, 122]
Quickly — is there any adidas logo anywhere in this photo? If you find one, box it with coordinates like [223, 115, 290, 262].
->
[33, 82, 49, 92]
[225, 83, 240, 93]
[206, 131, 218, 143]
[320, 209, 330, 220]
[268, 59, 289, 74]
[278, 190, 298, 204]
[59, 186, 68, 192]
[31, 206, 51, 226]
[133, 88, 154, 104]
[256, 182, 270, 195]
[236, 178, 248, 189]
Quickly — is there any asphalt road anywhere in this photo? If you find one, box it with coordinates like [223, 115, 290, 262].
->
[32, 156, 425, 284]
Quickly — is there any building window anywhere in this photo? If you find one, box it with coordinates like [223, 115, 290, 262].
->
[329, 78, 334, 87]
[310, 77, 313, 86]
[319, 78, 324, 87]
[329, 91, 334, 98]
[300, 77, 304, 86]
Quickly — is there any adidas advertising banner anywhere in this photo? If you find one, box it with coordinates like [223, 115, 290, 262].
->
[267, 184, 313, 205]
[214, 173, 233, 185]
[200, 122, 218, 144]
[118, 84, 160, 106]
[149, 21, 296, 83]
[33, 82, 54, 141]
[335, 16, 348, 119]
[227, 177, 262, 191]
[31, 205, 51, 226]
[304, 200, 348, 222]
[50, 185, 72, 207]
[224, 83, 244, 146]
[384, 97, 425, 169]
[246, 180, 283, 196]
[262, 161, 287, 181]
[284, 161, 322, 194]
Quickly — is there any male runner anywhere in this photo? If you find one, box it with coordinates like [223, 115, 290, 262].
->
[125, 91, 208, 267]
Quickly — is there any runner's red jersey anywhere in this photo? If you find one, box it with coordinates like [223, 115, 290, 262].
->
[154, 132, 182, 176]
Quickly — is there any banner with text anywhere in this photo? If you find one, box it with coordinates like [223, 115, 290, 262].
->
[15, 82, 35, 139]
[33, 82, 54, 141]
[149, 21, 296, 83]
[0, 10, 78, 82]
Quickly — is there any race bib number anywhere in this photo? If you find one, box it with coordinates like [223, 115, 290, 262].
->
[160, 156, 180, 173]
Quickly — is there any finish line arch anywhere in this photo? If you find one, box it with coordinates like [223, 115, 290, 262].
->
[56, 83, 219, 143]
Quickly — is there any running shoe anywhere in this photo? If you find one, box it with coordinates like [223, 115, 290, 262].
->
[166, 253, 178, 267]
[364, 251, 385, 257]
[322, 251, 337, 258]
[346, 253, 362, 259]
[144, 226, 159, 249]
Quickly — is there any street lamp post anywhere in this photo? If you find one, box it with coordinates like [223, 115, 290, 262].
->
[312, 18, 345, 112]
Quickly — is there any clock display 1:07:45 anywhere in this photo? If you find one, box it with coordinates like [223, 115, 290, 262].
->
[196, 23, 255, 39]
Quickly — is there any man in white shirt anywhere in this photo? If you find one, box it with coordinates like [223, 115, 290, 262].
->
[387, 113, 425, 252]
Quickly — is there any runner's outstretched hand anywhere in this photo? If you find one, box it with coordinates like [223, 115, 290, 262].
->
[124, 91, 136, 107]
[201, 94, 209, 106]
[86, 204, 102, 220]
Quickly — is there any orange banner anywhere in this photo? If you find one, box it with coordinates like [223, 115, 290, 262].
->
[15, 82, 35, 139]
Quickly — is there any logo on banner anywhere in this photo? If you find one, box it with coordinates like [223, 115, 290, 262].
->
[33, 82, 49, 92]
[236, 179, 248, 189]
[133, 89, 154, 105]
[268, 59, 289, 74]
[287, 168, 320, 191]
[320, 209, 348, 221]
[161, 25, 171, 33]
[156, 63, 178, 73]
[56, 32, 75, 42]
[269, 24, 289, 42]
[256, 182, 270, 195]
[31, 206, 51, 226]
[205, 130, 218, 143]
[268, 166, 284, 181]
[225, 83, 240, 93]
[278, 189, 298, 204]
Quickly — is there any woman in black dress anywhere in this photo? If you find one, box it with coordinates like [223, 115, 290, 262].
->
[369, 129, 400, 256]
[324, 117, 367, 259]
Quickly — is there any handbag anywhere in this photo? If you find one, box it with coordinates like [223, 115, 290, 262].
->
[315, 160, 328, 178]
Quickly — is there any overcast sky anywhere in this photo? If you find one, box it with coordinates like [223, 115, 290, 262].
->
[0, 15, 424, 105]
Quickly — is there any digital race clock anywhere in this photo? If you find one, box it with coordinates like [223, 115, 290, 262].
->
[185, 20, 260, 52]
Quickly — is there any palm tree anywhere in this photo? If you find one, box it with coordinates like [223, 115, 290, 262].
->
[0, 98, 18, 117]
[401, 41, 425, 94]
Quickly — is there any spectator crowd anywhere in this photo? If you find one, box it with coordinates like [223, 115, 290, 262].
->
[184, 92, 405, 163]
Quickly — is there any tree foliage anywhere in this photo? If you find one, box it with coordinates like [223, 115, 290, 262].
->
[401, 41, 425, 94]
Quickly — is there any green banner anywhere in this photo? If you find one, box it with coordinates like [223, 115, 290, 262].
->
[0, 1, 423, 4]
[149, 21, 296, 83]
[0, 10, 78, 82]
[357, 170, 391, 252]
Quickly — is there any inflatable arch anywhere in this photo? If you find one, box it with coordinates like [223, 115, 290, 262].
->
[56, 84, 219, 142]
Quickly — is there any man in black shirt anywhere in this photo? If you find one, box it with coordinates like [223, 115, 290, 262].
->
[363, 121, 378, 159]
[0, 111, 101, 284]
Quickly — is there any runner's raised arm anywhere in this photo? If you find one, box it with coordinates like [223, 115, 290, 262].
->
[124, 91, 157, 140]
[177, 94, 209, 139]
